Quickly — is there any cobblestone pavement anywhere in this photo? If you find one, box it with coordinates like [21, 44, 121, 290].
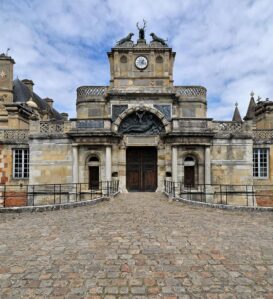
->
[0, 192, 273, 299]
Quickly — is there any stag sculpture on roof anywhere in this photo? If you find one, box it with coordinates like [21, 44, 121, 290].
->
[136, 19, 147, 40]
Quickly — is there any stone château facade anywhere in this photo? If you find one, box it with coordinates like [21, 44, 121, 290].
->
[0, 28, 273, 206]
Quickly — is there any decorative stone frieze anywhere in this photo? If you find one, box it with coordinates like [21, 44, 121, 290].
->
[76, 120, 104, 129]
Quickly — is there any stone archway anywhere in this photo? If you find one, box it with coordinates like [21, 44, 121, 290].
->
[112, 105, 171, 134]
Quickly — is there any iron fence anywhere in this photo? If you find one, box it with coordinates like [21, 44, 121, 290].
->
[164, 180, 273, 207]
[0, 180, 119, 207]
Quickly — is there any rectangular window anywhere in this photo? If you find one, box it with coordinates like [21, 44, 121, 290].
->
[253, 148, 269, 178]
[13, 149, 29, 179]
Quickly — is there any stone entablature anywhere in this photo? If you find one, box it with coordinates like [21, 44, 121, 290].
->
[172, 118, 211, 133]
[112, 41, 171, 50]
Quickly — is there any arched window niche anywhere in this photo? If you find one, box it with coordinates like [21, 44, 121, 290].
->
[155, 55, 164, 73]
[120, 55, 128, 76]
[87, 155, 100, 190]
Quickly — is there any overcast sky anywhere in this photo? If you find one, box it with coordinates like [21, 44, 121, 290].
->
[1, 0, 273, 119]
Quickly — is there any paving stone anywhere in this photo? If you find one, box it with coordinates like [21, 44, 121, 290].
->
[119, 286, 129, 294]
[0, 192, 272, 298]
[105, 286, 119, 294]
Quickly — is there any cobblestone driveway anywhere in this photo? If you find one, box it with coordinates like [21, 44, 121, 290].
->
[0, 192, 273, 299]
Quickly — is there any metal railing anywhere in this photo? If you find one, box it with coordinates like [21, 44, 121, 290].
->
[0, 180, 119, 207]
[164, 180, 273, 207]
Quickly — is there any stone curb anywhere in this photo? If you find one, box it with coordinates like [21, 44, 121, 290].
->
[0, 193, 119, 213]
[163, 192, 273, 212]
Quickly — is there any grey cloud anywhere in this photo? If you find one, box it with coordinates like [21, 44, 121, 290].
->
[0, 0, 273, 119]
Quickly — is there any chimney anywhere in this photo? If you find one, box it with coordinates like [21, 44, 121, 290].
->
[61, 112, 68, 121]
[45, 97, 54, 108]
[22, 79, 34, 92]
[0, 53, 15, 103]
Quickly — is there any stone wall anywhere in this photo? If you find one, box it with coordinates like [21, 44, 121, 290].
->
[211, 138, 253, 185]
[29, 137, 72, 185]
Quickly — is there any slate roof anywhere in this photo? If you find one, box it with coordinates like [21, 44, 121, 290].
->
[232, 106, 242, 122]
[13, 79, 63, 120]
[244, 96, 256, 121]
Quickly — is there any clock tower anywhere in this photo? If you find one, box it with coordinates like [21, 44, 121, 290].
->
[107, 29, 176, 89]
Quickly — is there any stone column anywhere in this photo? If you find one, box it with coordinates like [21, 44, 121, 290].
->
[72, 145, 79, 184]
[172, 146, 178, 182]
[205, 146, 211, 185]
[106, 146, 112, 181]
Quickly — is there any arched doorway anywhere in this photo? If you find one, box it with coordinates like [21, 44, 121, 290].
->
[184, 156, 196, 187]
[88, 156, 100, 189]
[116, 109, 166, 192]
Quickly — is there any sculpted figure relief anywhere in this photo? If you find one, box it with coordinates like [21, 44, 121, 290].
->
[118, 111, 165, 135]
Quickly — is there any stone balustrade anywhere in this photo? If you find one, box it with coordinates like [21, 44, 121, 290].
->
[76, 85, 207, 102]
[29, 121, 74, 135]
[253, 129, 273, 141]
[212, 121, 244, 132]
[175, 86, 207, 97]
[77, 86, 108, 101]
[40, 121, 64, 133]
[0, 129, 29, 142]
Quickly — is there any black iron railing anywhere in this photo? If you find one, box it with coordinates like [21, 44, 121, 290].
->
[0, 180, 119, 207]
[164, 180, 273, 207]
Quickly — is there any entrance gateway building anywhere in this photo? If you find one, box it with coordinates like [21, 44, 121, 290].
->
[1, 25, 273, 203]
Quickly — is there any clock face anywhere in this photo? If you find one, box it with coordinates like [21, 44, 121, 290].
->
[135, 56, 148, 70]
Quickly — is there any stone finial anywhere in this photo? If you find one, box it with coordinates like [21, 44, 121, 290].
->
[250, 91, 255, 97]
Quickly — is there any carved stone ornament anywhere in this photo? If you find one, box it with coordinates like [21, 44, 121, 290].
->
[118, 111, 165, 135]
[112, 105, 128, 121]
[153, 104, 171, 120]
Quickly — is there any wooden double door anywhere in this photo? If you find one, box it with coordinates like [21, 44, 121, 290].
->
[126, 147, 157, 192]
